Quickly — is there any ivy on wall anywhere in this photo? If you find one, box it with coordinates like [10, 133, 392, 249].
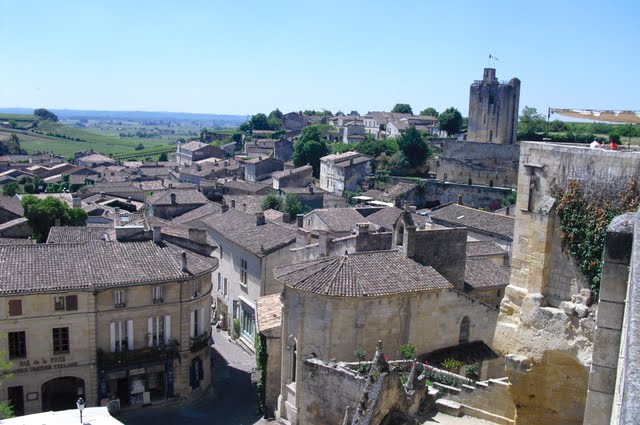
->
[255, 332, 268, 416]
[553, 178, 640, 299]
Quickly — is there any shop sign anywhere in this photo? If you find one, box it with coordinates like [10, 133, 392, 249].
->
[11, 356, 78, 374]
[129, 368, 145, 376]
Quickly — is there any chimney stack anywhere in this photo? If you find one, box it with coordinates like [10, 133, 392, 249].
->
[231, 199, 236, 208]
[221, 203, 229, 213]
[181, 251, 187, 272]
[256, 212, 266, 226]
[457, 194, 463, 205]
[297, 214, 304, 228]
[357, 223, 370, 234]
[170, 193, 177, 204]
[72, 197, 81, 208]
[189, 227, 207, 245]
[153, 226, 162, 243]
[308, 185, 314, 194]
[506, 206, 510, 216]
[282, 213, 290, 223]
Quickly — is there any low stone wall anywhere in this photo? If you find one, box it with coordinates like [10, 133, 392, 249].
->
[446, 378, 516, 420]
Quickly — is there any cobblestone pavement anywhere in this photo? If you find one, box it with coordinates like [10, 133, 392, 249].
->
[119, 325, 270, 425]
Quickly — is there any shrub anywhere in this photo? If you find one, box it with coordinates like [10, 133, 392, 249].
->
[399, 344, 416, 360]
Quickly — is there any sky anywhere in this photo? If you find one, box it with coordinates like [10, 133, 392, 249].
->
[1, 0, 639, 117]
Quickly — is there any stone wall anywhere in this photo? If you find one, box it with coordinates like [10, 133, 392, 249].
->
[446, 378, 516, 421]
[297, 358, 367, 425]
[413, 227, 467, 291]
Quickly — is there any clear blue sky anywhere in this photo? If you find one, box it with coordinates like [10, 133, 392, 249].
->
[1, 0, 638, 117]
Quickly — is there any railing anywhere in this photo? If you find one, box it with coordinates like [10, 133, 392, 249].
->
[189, 332, 210, 352]
[98, 339, 180, 369]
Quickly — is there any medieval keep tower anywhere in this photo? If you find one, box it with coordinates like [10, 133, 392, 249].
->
[467, 68, 520, 144]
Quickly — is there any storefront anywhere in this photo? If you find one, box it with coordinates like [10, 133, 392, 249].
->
[100, 361, 174, 407]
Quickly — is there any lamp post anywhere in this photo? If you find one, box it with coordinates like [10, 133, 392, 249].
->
[76, 397, 85, 424]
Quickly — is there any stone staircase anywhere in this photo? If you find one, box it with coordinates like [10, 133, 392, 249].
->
[432, 378, 515, 425]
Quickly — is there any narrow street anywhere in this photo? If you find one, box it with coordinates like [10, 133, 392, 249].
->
[119, 326, 269, 425]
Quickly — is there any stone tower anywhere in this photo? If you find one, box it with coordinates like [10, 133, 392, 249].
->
[467, 68, 520, 144]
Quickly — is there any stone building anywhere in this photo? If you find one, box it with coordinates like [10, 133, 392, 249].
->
[467, 68, 520, 144]
[176, 141, 226, 166]
[272, 165, 313, 190]
[244, 138, 293, 161]
[0, 194, 23, 225]
[243, 157, 284, 182]
[0, 237, 217, 416]
[270, 210, 500, 424]
[146, 188, 209, 220]
[318, 151, 373, 196]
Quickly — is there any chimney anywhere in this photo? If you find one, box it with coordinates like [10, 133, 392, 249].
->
[221, 203, 229, 213]
[242, 203, 246, 212]
[197, 164, 201, 171]
[181, 251, 187, 272]
[318, 231, 331, 257]
[232, 175, 237, 181]
[231, 199, 236, 208]
[256, 212, 266, 226]
[189, 228, 207, 244]
[98, 173, 102, 178]
[170, 193, 177, 204]
[457, 194, 463, 205]
[506, 206, 510, 216]
[282, 213, 290, 223]
[72, 197, 81, 208]
[153, 226, 162, 243]
[409, 206, 417, 213]
[357, 223, 370, 234]
[308, 185, 314, 194]
[297, 214, 304, 228]
[349, 158, 353, 166]
[259, 156, 262, 161]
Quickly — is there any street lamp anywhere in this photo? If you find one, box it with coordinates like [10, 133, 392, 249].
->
[76, 397, 85, 424]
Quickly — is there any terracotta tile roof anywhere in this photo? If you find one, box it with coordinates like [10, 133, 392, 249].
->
[0, 241, 218, 295]
[257, 294, 282, 333]
[224, 195, 266, 214]
[366, 207, 430, 231]
[466, 241, 508, 258]
[173, 203, 222, 224]
[47, 226, 111, 243]
[0, 195, 23, 217]
[147, 188, 208, 206]
[464, 258, 510, 289]
[200, 208, 296, 257]
[222, 179, 271, 194]
[179, 141, 210, 151]
[274, 250, 452, 297]
[309, 208, 374, 233]
[429, 203, 514, 240]
[0, 238, 34, 245]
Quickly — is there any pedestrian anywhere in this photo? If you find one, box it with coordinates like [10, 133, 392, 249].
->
[609, 138, 618, 150]
[590, 138, 602, 149]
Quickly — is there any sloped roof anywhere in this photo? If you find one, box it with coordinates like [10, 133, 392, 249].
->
[421, 341, 499, 367]
[200, 208, 296, 257]
[0, 241, 218, 295]
[366, 207, 429, 231]
[274, 250, 452, 297]
[47, 226, 111, 243]
[173, 202, 222, 224]
[257, 294, 282, 333]
[224, 195, 267, 214]
[147, 188, 208, 206]
[179, 141, 210, 151]
[429, 203, 514, 240]
[464, 258, 510, 290]
[0, 194, 23, 217]
[310, 208, 374, 233]
[466, 240, 508, 258]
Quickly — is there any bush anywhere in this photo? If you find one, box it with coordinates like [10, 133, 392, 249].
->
[399, 344, 416, 360]
[232, 319, 240, 339]
[441, 358, 463, 371]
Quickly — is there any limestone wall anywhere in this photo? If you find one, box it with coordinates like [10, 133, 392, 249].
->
[446, 379, 516, 421]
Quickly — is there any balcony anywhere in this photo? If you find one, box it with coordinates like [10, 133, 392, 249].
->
[190, 332, 210, 353]
[98, 339, 180, 369]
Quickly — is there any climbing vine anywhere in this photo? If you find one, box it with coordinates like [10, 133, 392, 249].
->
[255, 333, 268, 416]
[553, 178, 640, 299]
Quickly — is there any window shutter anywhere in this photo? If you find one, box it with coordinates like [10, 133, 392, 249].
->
[147, 318, 153, 347]
[190, 311, 195, 339]
[198, 308, 205, 336]
[65, 295, 78, 311]
[127, 320, 134, 350]
[109, 322, 116, 353]
[9, 300, 22, 316]
[164, 315, 171, 344]
[197, 358, 204, 380]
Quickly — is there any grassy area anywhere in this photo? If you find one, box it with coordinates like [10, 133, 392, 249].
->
[0, 113, 38, 130]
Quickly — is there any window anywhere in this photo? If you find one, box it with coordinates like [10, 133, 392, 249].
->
[8, 300, 22, 316]
[217, 273, 222, 293]
[152, 286, 164, 304]
[459, 316, 470, 344]
[147, 315, 170, 347]
[240, 259, 248, 285]
[191, 281, 200, 298]
[223, 278, 228, 296]
[190, 309, 205, 338]
[52, 327, 69, 354]
[54, 295, 78, 311]
[8, 332, 26, 359]
[110, 320, 133, 352]
[219, 247, 223, 260]
[114, 290, 126, 308]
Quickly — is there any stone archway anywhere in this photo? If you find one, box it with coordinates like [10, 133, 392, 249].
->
[41, 376, 85, 412]
[379, 409, 408, 425]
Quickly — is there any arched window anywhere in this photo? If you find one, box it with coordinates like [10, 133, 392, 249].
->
[291, 344, 297, 383]
[459, 316, 470, 344]
[396, 223, 404, 246]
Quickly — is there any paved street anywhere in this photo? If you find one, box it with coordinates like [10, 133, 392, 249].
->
[119, 326, 269, 425]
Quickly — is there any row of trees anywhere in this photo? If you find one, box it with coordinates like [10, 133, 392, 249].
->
[391, 104, 463, 135]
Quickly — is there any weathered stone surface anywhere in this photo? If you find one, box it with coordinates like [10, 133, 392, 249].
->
[591, 328, 621, 369]
[603, 213, 636, 264]
[575, 304, 589, 318]
[560, 301, 576, 316]
[583, 390, 614, 425]
[587, 364, 617, 394]
[595, 300, 624, 330]
[599, 262, 631, 303]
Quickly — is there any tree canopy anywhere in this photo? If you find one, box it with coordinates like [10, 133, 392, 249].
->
[158, 152, 168, 161]
[0, 133, 26, 155]
[391, 104, 413, 114]
[517, 106, 546, 137]
[293, 125, 331, 177]
[22, 195, 88, 241]
[397, 126, 431, 167]
[283, 193, 302, 218]
[267, 109, 283, 130]
[33, 108, 58, 122]
[438, 107, 463, 135]
[261, 193, 284, 211]
[420, 107, 439, 117]
[249, 113, 271, 131]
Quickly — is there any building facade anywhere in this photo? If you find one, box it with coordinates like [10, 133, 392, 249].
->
[318, 151, 372, 196]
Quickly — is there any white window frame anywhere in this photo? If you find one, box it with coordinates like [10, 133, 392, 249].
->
[240, 259, 248, 286]
[152, 286, 164, 304]
[109, 320, 134, 352]
[114, 290, 126, 308]
[147, 315, 171, 347]
[223, 277, 228, 297]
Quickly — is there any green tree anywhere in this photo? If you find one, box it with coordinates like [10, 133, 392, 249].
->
[267, 109, 283, 130]
[392, 103, 413, 114]
[331, 142, 354, 154]
[8, 120, 16, 129]
[357, 135, 399, 158]
[249, 113, 270, 131]
[2, 182, 21, 197]
[283, 193, 302, 218]
[22, 195, 88, 241]
[261, 193, 284, 211]
[438, 107, 463, 135]
[517, 106, 546, 137]
[158, 152, 168, 162]
[33, 108, 58, 122]
[23, 182, 35, 194]
[419, 107, 439, 117]
[0, 134, 26, 155]
[398, 126, 431, 167]
[293, 125, 330, 177]
[0, 346, 13, 419]
[135, 143, 145, 151]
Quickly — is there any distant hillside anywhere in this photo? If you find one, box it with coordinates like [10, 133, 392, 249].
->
[0, 108, 248, 123]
